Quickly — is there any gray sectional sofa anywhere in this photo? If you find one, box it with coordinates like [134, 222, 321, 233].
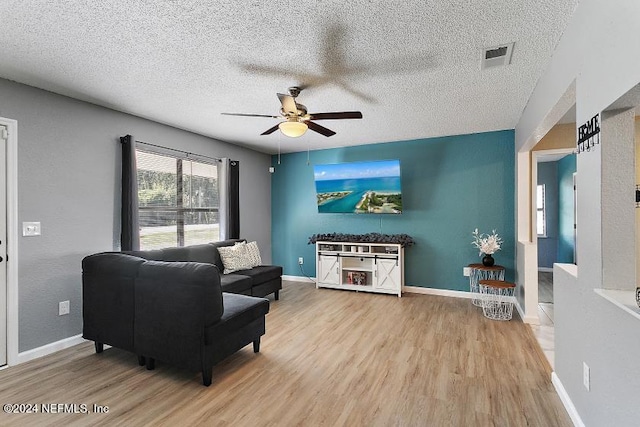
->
[127, 239, 282, 300]
[81, 239, 282, 385]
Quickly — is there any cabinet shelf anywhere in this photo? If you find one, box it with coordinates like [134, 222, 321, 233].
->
[316, 241, 404, 297]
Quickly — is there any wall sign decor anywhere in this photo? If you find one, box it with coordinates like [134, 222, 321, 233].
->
[577, 113, 600, 153]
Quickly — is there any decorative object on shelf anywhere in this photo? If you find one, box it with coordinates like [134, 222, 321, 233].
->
[636, 286, 640, 309]
[482, 254, 495, 267]
[471, 229, 503, 267]
[309, 232, 415, 247]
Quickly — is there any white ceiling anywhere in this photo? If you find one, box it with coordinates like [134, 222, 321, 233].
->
[0, 1, 577, 154]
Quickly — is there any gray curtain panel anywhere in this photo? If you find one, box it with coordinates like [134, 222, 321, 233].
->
[228, 160, 240, 239]
[219, 158, 240, 240]
[120, 135, 140, 251]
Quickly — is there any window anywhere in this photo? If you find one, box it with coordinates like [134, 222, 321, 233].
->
[136, 149, 220, 249]
[536, 184, 546, 237]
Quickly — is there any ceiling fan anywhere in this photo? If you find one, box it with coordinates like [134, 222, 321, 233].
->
[221, 86, 363, 138]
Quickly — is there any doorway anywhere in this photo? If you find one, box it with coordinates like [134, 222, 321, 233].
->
[534, 151, 576, 332]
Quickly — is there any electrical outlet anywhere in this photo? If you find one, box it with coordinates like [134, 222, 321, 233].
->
[59, 300, 70, 316]
[463, 267, 471, 276]
[298, 257, 304, 265]
[583, 362, 590, 391]
[23, 221, 41, 236]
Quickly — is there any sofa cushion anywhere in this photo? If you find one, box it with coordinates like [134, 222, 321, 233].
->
[205, 293, 269, 344]
[245, 241, 262, 267]
[159, 244, 219, 264]
[209, 239, 245, 271]
[233, 265, 283, 285]
[82, 253, 147, 351]
[220, 273, 253, 294]
[218, 242, 254, 273]
[136, 260, 224, 325]
[124, 249, 164, 261]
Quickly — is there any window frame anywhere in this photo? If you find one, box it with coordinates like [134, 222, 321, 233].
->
[135, 147, 220, 249]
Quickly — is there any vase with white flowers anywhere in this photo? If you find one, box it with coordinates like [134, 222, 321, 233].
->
[471, 229, 503, 267]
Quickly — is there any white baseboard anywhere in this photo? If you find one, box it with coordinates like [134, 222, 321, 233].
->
[403, 285, 474, 299]
[285, 282, 527, 319]
[552, 372, 585, 427]
[17, 334, 87, 365]
[282, 275, 316, 283]
[513, 299, 538, 323]
[538, 267, 553, 272]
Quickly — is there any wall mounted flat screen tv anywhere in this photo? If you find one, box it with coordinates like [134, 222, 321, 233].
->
[314, 159, 402, 214]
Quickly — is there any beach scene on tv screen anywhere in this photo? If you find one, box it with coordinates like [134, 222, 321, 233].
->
[313, 160, 402, 214]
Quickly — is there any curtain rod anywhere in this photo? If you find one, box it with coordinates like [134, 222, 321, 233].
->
[134, 139, 222, 162]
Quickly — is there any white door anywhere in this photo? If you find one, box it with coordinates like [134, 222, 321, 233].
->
[0, 126, 7, 366]
[374, 258, 401, 291]
[317, 255, 340, 285]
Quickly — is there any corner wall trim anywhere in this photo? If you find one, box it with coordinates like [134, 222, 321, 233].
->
[552, 372, 585, 427]
[17, 335, 87, 365]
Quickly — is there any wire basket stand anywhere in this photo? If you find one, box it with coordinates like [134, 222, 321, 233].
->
[478, 280, 516, 321]
[468, 264, 505, 306]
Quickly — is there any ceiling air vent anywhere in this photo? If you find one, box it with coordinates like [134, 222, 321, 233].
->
[481, 42, 515, 70]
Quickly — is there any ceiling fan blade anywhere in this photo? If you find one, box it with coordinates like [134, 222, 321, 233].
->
[306, 121, 336, 137]
[221, 112, 280, 118]
[308, 111, 363, 120]
[277, 93, 298, 115]
[261, 124, 281, 135]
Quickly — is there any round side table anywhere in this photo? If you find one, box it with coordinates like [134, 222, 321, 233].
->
[478, 279, 516, 321]
[468, 264, 505, 306]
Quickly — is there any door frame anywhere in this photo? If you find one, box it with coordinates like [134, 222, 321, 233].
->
[531, 148, 576, 313]
[0, 117, 19, 366]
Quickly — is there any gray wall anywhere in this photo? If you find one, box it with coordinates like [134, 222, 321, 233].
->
[515, 1, 640, 424]
[0, 78, 272, 352]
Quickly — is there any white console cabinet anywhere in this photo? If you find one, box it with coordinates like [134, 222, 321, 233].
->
[315, 241, 404, 297]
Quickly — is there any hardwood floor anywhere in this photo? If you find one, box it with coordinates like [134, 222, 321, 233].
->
[538, 271, 554, 304]
[0, 282, 571, 426]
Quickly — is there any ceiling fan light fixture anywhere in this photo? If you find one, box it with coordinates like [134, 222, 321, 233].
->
[279, 121, 308, 138]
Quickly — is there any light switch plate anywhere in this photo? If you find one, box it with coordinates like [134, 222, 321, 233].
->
[22, 222, 41, 236]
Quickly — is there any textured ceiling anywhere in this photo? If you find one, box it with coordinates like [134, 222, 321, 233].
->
[0, 0, 577, 154]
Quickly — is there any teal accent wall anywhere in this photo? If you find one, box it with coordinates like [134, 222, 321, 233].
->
[537, 161, 559, 268]
[557, 154, 577, 263]
[271, 130, 515, 291]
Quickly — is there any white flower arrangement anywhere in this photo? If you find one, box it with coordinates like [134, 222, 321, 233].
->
[471, 229, 503, 256]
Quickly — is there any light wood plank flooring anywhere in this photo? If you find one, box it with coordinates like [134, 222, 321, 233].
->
[0, 281, 571, 426]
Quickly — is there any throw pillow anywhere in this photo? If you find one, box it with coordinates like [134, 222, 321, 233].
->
[218, 242, 253, 274]
[245, 241, 262, 267]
